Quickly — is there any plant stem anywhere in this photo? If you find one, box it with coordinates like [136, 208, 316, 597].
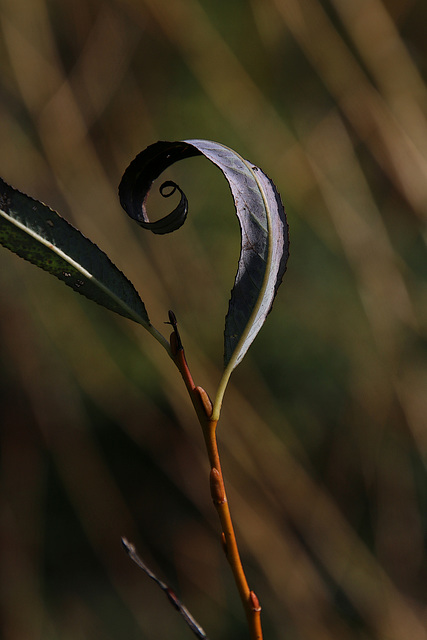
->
[203, 417, 262, 640]
[169, 323, 263, 640]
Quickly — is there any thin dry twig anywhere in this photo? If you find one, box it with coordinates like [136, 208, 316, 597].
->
[121, 537, 209, 640]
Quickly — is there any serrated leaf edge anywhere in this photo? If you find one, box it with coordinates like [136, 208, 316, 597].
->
[211, 156, 279, 420]
[0, 206, 171, 352]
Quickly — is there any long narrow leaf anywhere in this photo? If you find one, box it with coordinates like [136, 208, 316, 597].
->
[184, 140, 289, 371]
[0, 178, 151, 328]
[119, 140, 289, 415]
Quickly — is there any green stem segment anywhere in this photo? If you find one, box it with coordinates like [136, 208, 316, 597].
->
[169, 329, 263, 640]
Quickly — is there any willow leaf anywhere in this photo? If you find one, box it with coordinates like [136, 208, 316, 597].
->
[119, 140, 289, 415]
[0, 178, 152, 329]
[184, 140, 289, 371]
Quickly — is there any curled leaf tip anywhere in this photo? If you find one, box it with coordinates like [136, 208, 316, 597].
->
[119, 139, 289, 400]
[119, 141, 199, 234]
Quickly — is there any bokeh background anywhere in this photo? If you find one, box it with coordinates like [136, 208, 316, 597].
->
[1, 1, 427, 639]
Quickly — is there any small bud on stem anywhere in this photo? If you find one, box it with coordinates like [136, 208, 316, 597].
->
[194, 386, 213, 418]
[249, 591, 261, 612]
[210, 467, 226, 504]
[167, 310, 183, 354]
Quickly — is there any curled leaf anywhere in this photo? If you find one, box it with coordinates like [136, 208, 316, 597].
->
[119, 140, 289, 410]
[185, 141, 289, 372]
[119, 141, 197, 234]
[0, 178, 152, 330]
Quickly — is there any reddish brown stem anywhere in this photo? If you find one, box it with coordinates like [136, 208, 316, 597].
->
[170, 327, 263, 640]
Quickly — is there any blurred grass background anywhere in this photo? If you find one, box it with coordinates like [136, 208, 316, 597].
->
[1, 0, 427, 639]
